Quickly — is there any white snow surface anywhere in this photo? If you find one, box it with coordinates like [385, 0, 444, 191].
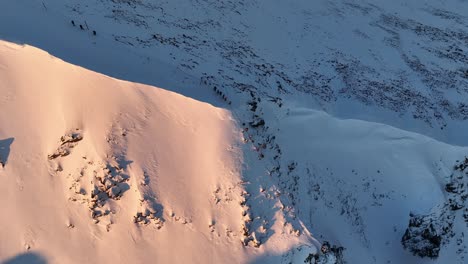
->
[0, 0, 467, 263]
[0, 41, 247, 263]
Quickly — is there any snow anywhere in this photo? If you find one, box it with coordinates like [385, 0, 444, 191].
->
[267, 105, 468, 263]
[0, 41, 253, 263]
[1, 0, 468, 263]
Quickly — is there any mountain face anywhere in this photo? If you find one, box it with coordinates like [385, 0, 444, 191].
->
[0, 41, 252, 264]
[0, 0, 467, 263]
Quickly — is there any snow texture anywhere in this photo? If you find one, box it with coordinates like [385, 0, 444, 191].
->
[0, 0, 467, 263]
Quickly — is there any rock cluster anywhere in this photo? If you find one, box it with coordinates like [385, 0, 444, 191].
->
[304, 241, 345, 264]
[48, 131, 83, 160]
[402, 157, 467, 258]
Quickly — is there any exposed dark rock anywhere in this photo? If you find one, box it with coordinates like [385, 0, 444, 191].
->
[402, 157, 467, 259]
[304, 241, 345, 264]
[402, 214, 442, 258]
[249, 117, 265, 128]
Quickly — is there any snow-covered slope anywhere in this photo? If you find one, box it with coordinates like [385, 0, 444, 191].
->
[0, 41, 257, 263]
[254, 105, 468, 263]
[1, 0, 467, 263]
[1, 0, 467, 144]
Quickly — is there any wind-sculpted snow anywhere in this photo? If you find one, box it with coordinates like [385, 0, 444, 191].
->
[0, 41, 286, 264]
[1, 0, 468, 263]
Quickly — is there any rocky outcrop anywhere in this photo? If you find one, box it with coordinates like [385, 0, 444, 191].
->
[48, 131, 83, 160]
[402, 157, 467, 259]
[304, 241, 345, 264]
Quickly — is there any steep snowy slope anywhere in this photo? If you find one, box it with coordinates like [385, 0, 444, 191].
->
[1, 0, 468, 263]
[221, 88, 468, 263]
[246, 103, 468, 263]
[1, 0, 467, 144]
[0, 40, 274, 263]
[0, 41, 467, 263]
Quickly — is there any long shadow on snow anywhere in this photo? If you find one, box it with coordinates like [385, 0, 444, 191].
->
[0, 137, 14, 167]
[2, 252, 47, 264]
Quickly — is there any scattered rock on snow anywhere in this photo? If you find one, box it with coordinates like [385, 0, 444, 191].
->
[48, 131, 83, 160]
[402, 157, 467, 259]
[304, 241, 345, 264]
[401, 213, 443, 258]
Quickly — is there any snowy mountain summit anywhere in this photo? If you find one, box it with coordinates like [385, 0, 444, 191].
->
[0, 0, 467, 263]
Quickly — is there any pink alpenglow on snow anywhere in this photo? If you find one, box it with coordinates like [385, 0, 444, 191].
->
[0, 41, 314, 264]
